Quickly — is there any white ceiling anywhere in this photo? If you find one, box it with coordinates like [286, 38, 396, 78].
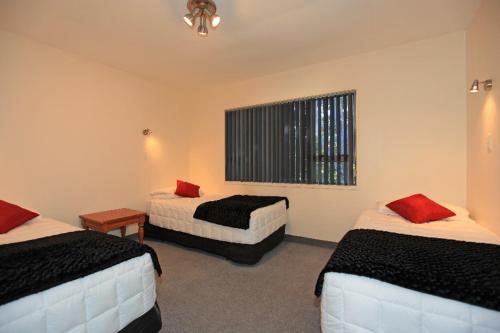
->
[0, 0, 481, 86]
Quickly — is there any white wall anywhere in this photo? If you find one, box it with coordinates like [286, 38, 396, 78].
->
[0, 30, 189, 230]
[0, 29, 471, 242]
[188, 32, 467, 242]
[466, 0, 500, 236]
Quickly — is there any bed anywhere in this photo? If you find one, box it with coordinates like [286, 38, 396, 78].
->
[317, 208, 500, 333]
[145, 195, 288, 264]
[0, 216, 162, 333]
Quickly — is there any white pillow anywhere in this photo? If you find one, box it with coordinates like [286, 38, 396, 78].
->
[150, 186, 177, 199]
[25, 215, 44, 225]
[151, 193, 178, 200]
[150, 186, 205, 199]
[376, 201, 399, 216]
[441, 204, 471, 221]
[150, 186, 175, 196]
[376, 201, 470, 221]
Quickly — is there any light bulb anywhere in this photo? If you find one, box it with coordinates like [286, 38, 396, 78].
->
[198, 15, 208, 36]
[184, 13, 195, 27]
[470, 80, 479, 93]
[210, 14, 221, 28]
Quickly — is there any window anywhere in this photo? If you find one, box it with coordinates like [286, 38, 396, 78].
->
[225, 90, 356, 186]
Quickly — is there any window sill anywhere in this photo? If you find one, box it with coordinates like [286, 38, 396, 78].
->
[225, 181, 359, 191]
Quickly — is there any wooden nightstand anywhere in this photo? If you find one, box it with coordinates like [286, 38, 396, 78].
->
[79, 208, 146, 244]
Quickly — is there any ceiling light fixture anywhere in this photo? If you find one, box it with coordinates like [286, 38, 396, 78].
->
[183, 13, 195, 27]
[183, 0, 221, 37]
[470, 79, 493, 93]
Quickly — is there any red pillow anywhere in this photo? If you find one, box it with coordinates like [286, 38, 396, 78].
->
[0, 200, 39, 233]
[175, 180, 200, 198]
[386, 194, 455, 224]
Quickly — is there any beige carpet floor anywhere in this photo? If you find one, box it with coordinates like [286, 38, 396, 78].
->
[145, 237, 335, 333]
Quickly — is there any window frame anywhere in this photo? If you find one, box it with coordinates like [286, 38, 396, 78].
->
[224, 90, 357, 188]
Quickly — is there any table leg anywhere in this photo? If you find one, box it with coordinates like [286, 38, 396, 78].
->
[138, 220, 144, 244]
[120, 226, 126, 238]
[81, 219, 89, 230]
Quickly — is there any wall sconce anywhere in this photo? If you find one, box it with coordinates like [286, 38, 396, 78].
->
[470, 79, 493, 93]
[143, 128, 152, 136]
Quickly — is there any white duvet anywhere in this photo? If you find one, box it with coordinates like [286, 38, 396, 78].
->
[321, 209, 500, 333]
[0, 217, 157, 333]
[148, 195, 288, 244]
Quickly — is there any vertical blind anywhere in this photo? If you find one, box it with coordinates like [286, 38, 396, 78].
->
[225, 91, 356, 185]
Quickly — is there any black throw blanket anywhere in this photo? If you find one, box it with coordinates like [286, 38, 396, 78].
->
[0, 230, 162, 306]
[315, 229, 500, 311]
[193, 195, 289, 229]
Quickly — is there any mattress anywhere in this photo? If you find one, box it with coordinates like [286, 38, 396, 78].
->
[0, 217, 157, 333]
[148, 196, 288, 245]
[321, 209, 500, 333]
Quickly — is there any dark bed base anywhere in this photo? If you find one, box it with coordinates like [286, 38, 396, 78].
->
[119, 302, 162, 333]
[144, 219, 286, 264]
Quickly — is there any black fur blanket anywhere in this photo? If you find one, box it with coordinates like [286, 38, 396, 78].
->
[0, 230, 161, 306]
[315, 229, 500, 311]
[193, 195, 289, 229]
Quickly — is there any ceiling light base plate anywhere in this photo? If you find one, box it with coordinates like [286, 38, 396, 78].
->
[187, 0, 216, 15]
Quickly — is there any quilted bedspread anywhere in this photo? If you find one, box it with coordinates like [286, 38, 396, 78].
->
[193, 195, 289, 229]
[0, 230, 161, 306]
[315, 228, 500, 311]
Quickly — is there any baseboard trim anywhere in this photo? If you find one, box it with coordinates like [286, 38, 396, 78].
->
[285, 234, 337, 248]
